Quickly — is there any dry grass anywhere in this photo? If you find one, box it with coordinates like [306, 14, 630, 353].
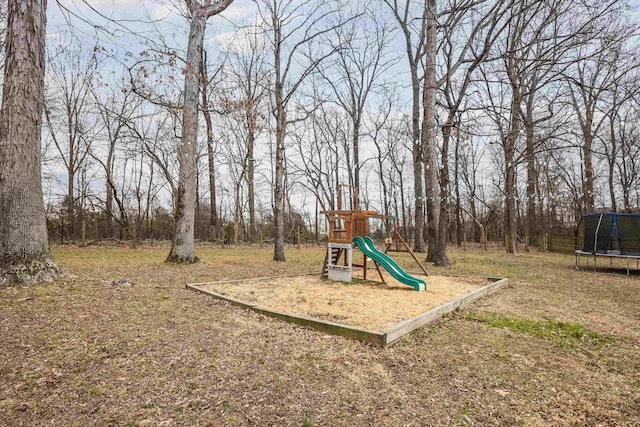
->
[1, 243, 639, 426]
[201, 274, 487, 330]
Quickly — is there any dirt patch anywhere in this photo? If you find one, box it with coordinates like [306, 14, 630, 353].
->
[200, 273, 488, 330]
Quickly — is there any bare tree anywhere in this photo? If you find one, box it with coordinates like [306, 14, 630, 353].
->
[45, 41, 99, 242]
[615, 87, 640, 212]
[200, 50, 224, 240]
[566, 16, 637, 214]
[221, 30, 269, 242]
[90, 75, 142, 239]
[293, 93, 348, 213]
[320, 7, 397, 194]
[166, 0, 233, 263]
[254, 0, 351, 261]
[0, 0, 59, 284]
[477, 0, 619, 253]
[429, 0, 513, 264]
[599, 63, 639, 213]
[367, 94, 399, 232]
[422, 0, 441, 261]
[384, 0, 427, 252]
[217, 112, 252, 243]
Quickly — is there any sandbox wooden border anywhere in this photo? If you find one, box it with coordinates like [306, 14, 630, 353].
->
[186, 275, 509, 347]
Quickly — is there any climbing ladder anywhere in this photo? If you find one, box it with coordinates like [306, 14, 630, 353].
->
[322, 246, 344, 277]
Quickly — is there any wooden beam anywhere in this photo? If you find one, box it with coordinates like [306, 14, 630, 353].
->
[395, 231, 430, 276]
[187, 283, 386, 346]
[363, 254, 367, 280]
[252, 306, 386, 347]
[188, 273, 316, 287]
[384, 278, 509, 345]
[186, 275, 509, 348]
[373, 261, 386, 284]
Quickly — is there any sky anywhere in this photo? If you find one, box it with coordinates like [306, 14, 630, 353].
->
[48, 0, 258, 52]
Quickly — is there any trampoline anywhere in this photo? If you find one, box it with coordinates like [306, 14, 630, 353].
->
[575, 212, 640, 275]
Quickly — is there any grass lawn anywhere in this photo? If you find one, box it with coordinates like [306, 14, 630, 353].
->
[1, 244, 639, 426]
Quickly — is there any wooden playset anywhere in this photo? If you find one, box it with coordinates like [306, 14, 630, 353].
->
[320, 185, 427, 291]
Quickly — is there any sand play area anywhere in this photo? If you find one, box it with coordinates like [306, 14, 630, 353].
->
[200, 272, 490, 331]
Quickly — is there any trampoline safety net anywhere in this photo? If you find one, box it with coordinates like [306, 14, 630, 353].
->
[581, 213, 640, 255]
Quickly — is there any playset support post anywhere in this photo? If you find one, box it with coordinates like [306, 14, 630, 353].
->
[384, 219, 430, 276]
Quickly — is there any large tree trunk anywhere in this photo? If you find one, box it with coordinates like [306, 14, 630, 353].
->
[166, 14, 206, 264]
[582, 131, 595, 214]
[0, 0, 59, 284]
[273, 24, 286, 262]
[505, 158, 518, 254]
[411, 129, 424, 251]
[432, 123, 451, 266]
[273, 107, 286, 261]
[423, 0, 439, 262]
[504, 93, 521, 255]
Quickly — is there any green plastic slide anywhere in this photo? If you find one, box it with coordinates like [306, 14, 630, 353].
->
[353, 236, 426, 291]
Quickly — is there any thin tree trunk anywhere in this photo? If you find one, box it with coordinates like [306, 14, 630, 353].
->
[582, 131, 595, 213]
[206, 132, 217, 239]
[315, 197, 319, 244]
[233, 182, 241, 244]
[67, 165, 75, 241]
[454, 132, 463, 247]
[353, 117, 360, 193]
[411, 108, 425, 252]
[201, 51, 219, 241]
[105, 150, 114, 238]
[504, 93, 521, 255]
[423, 0, 439, 262]
[433, 123, 450, 265]
[166, 14, 206, 264]
[524, 110, 538, 250]
[247, 127, 257, 242]
[470, 198, 479, 241]
[145, 162, 154, 240]
[0, 0, 59, 284]
[195, 164, 200, 240]
[608, 116, 617, 212]
[505, 160, 518, 255]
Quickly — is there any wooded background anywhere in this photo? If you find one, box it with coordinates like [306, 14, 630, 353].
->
[3, 0, 638, 257]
